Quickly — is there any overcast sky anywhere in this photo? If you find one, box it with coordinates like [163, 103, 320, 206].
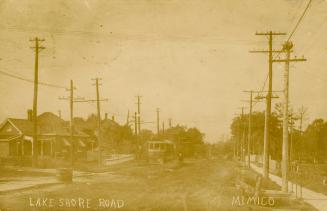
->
[0, 0, 327, 142]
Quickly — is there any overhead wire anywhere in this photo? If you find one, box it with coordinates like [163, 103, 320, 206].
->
[252, 0, 313, 110]
[0, 69, 67, 89]
[273, 0, 313, 60]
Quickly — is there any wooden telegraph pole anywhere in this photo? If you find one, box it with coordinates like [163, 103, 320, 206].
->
[126, 110, 130, 126]
[60, 79, 107, 168]
[134, 112, 138, 135]
[59, 80, 87, 166]
[250, 31, 286, 178]
[156, 108, 160, 135]
[273, 41, 306, 192]
[69, 80, 75, 165]
[237, 107, 247, 164]
[94, 78, 103, 167]
[30, 37, 45, 168]
[242, 91, 261, 168]
[136, 96, 141, 134]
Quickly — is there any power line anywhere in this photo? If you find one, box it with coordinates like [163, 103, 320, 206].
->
[0, 69, 67, 89]
[287, 0, 313, 42]
[255, 0, 313, 111]
[289, 0, 308, 26]
[273, 0, 313, 60]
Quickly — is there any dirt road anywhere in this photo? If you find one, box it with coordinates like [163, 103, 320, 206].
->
[0, 158, 314, 211]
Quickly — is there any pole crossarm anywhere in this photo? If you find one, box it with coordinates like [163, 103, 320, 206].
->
[30, 46, 46, 50]
[249, 50, 290, 53]
[272, 57, 306, 63]
[255, 32, 287, 36]
[73, 99, 108, 103]
[65, 87, 76, 91]
[247, 90, 283, 93]
[255, 95, 279, 99]
[59, 97, 85, 101]
[29, 38, 45, 41]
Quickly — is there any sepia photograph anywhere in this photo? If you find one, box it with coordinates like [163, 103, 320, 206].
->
[0, 0, 326, 210]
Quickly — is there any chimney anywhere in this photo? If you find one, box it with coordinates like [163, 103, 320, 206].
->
[105, 113, 108, 120]
[27, 109, 33, 121]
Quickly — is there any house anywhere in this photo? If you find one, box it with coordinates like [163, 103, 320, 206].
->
[0, 110, 95, 165]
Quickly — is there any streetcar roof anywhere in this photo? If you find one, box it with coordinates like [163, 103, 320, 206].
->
[147, 140, 174, 144]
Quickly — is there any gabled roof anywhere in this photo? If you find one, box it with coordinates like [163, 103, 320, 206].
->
[102, 118, 118, 128]
[8, 118, 33, 135]
[0, 112, 89, 137]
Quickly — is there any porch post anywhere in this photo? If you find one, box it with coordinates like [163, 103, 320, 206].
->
[22, 139, 24, 156]
[16, 141, 19, 157]
[40, 140, 44, 157]
[31, 139, 34, 156]
[50, 140, 53, 157]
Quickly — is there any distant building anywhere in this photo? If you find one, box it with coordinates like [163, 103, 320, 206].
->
[0, 111, 95, 165]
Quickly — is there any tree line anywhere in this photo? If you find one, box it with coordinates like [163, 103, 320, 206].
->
[229, 104, 327, 163]
[73, 114, 205, 156]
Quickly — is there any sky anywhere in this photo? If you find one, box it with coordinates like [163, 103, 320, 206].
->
[0, 0, 327, 143]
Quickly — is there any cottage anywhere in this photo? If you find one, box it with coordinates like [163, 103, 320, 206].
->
[0, 111, 94, 165]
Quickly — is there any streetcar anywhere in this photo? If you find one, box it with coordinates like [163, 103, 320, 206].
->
[147, 140, 175, 164]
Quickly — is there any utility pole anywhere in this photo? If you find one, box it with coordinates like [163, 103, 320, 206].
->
[250, 31, 286, 178]
[126, 110, 130, 126]
[156, 108, 160, 135]
[233, 113, 242, 160]
[69, 80, 74, 165]
[298, 106, 307, 161]
[241, 107, 246, 164]
[236, 117, 240, 160]
[136, 96, 141, 134]
[233, 136, 237, 160]
[61, 81, 106, 168]
[298, 106, 307, 135]
[238, 107, 247, 164]
[289, 112, 299, 164]
[59, 80, 84, 166]
[30, 37, 45, 168]
[169, 118, 172, 128]
[242, 91, 259, 168]
[93, 78, 103, 167]
[134, 112, 138, 135]
[273, 41, 306, 192]
[162, 121, 165, 134]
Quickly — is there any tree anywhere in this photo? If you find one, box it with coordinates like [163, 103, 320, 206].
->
[302, 119, 327, 161]
[230, 111, 282, 160]
[155, 125, 205, 157]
